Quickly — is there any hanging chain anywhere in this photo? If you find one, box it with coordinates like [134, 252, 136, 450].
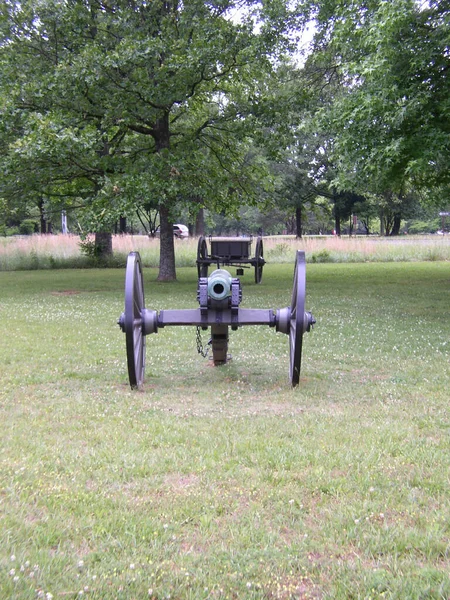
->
[196, 326, 211, 358]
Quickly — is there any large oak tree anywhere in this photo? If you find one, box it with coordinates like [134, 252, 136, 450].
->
[0, 0, 309, 278]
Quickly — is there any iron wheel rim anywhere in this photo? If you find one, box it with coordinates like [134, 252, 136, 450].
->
[255, 237, 264, 284]
[197, 236, 208, 278]
[289, 251, 306, 386]
[124, 252, 146, 388]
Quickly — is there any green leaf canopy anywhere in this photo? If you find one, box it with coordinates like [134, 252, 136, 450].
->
[312, 0, 449, 195]
[0, 0, 309, 277]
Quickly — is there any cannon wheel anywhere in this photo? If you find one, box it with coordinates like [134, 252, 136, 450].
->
[289, 251, 306, 387]
[254, 237, 264, 284]
[197, 236, 209, 278]
[124, 252, 146, 389]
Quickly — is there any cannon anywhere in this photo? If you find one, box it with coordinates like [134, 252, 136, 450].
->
[197, 235, 265, 283]
[118, 250, 315, 389]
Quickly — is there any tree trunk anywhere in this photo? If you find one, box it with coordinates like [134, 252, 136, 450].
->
[195, 207, 205, 237]
[154, 111, 176, 281]
[362, 219, 370, 235]
[295, 205, 302, 238]
[384, 214, 394, 236]
[390, 214, 401, 236]
[157, 204, 176, 281]
[38, 198, 47, 234]
[333, 195, 341, 236]
[95, 232, 113, 257]
[334, 213, 341, 236]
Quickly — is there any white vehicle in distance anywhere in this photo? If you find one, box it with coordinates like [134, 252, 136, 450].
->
[173, 224, 189, 238]
[155, 224, 189, 239]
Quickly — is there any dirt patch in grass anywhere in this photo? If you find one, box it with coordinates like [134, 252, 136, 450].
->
[163, 472, 201, 493]
[263, 574, 321, 599]
[50, 289, 81, 296]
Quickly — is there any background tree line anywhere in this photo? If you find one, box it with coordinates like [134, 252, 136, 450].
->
[1, 0, 448, 278]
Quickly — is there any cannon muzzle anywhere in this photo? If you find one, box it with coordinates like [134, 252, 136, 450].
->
[207, 269, 233, 302]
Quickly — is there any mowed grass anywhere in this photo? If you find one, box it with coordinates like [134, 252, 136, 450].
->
[0, 261, 449, 599]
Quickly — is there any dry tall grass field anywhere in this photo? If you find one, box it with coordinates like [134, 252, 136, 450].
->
[0, 233, 449, 270]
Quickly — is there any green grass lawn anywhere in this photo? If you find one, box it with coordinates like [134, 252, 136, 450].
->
[1, 262, 449, 599]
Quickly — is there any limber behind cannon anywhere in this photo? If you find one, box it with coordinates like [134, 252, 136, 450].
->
[118, 251, 315, 389]
[197, 235, 265, 282]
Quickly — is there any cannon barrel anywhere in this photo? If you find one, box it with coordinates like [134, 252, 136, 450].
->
[207, 269, 233, 302]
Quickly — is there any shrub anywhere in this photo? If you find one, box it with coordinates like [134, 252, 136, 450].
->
[19, 219, 39, 235]
[5, 226, 20, 237]
[311, 249, 332, 263]
[78, 238, 98, 259]
[406, 219, 440, 234]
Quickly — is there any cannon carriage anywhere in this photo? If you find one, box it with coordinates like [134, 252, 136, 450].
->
[196, 235, 265, 283]
[118, 251, 315, 389]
